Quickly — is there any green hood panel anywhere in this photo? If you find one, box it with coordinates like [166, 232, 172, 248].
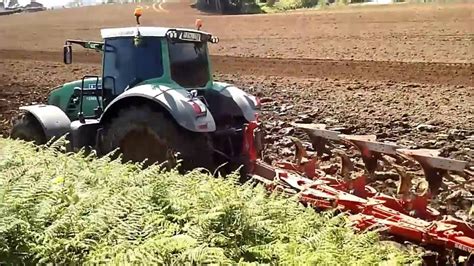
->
[47, 78, 102, 121]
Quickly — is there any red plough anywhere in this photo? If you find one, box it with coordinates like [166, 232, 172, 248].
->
[243, 121, 474, 257]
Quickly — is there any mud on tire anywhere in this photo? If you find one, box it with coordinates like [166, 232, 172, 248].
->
[100, 105, 216, 172]
[10, 113, 46, 145]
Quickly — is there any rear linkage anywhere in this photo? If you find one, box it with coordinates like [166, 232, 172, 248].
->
[242, 121, 474, 256]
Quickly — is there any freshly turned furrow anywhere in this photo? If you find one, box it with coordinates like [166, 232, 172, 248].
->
[0, 49, 472, 87]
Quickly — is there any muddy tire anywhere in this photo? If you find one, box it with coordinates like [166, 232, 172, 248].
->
[10, 113, 46, 145]
[101, 105, 215, 172]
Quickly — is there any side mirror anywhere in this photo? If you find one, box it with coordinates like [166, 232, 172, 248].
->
[63, 44, 72, 64]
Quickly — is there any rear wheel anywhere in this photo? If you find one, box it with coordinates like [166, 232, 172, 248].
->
[10, 113, 46, 145]
[101, 105, 216, 172]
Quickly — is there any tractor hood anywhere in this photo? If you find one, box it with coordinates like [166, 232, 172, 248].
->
[47, 78, 102, 120]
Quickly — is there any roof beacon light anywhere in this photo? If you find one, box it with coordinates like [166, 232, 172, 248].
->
[134, 6, 143, 25]
[195, 19, 203, 31]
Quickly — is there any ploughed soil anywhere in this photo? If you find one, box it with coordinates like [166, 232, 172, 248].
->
[0, 1, 472, 63]
[1, 57, 472, 221]
[0, 1, 473, 258]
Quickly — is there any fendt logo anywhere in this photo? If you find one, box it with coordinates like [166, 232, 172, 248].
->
[88, 83, 101, 90]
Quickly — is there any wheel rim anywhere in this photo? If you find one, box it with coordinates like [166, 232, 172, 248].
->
[119, 126, 175, 167]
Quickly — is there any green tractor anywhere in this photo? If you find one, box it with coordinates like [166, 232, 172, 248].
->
[10, 14, 263, 177]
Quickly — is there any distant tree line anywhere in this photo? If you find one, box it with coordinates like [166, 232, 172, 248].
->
[102, 0, 158, 3]
[66, 0, 157, 7]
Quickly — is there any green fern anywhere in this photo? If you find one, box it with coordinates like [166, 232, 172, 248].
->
[0, 138, 421, 264]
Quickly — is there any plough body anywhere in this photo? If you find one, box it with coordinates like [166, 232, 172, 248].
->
[243, 121, 474, 256]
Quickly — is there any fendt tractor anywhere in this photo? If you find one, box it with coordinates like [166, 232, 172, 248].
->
[10, 9, 264, 177]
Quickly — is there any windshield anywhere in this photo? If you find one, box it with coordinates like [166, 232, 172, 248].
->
[168, 41, 210, 88]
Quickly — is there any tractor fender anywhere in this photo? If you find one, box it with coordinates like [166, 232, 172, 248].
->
[19, 104, 71, 139]
[100, 84, 216, 132]
[212, 82, 259, 122]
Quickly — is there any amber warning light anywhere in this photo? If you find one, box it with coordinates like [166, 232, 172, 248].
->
[195, 19, 203, 30]
[134, 6, 143, 25]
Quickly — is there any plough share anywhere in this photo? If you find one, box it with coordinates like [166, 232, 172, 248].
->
[244, 121, 474, 259]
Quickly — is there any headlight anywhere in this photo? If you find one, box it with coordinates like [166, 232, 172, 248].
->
[166, 30, 178, 39]
[209, 36, 219, 44]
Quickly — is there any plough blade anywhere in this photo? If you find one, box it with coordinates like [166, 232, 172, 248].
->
[397, 149, 468, 172]
[292, 123, 340, 156]
[340, 134, 401, 175]
[397, 148, 469, 195]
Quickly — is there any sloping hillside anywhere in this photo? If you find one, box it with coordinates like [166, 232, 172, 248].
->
[0, 2, 472, 62]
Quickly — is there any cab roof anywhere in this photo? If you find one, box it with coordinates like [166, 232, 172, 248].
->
[100, 27, 211, 39]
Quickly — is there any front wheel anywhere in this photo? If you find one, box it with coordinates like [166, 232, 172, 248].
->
[10, 113, 46, 145]
[100, 105, 216, 172]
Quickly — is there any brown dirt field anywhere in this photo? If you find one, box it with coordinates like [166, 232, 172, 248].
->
[1, 58, 472, 161]
[0, 1, 472, 62]
[1, 49, 472, 86]
[0, 0, 473, 239]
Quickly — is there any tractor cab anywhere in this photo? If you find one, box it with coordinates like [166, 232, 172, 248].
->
[99, 26, 219, 95]
[62, 23, 219, 119]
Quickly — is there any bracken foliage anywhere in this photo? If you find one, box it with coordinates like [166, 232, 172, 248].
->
[0, 138, 421, 265]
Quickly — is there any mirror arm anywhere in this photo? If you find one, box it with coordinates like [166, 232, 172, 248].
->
[65, 39, 104, 51]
